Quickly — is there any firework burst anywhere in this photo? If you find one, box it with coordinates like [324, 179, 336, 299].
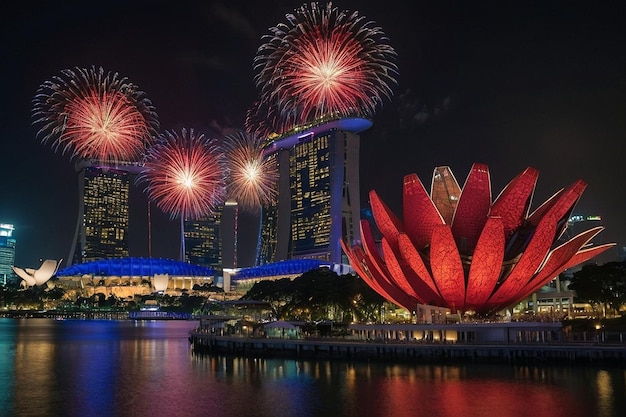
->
[251, 2, 397, 136]
[32, 66, 159, 163]
[139, 128, 227, 220]
[224, 131, 278, 211]
[245, 99, 284, 143]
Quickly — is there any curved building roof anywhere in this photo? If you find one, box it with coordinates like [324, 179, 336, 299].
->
[234, 259, 331, 280]
[56, 257, 215, 278]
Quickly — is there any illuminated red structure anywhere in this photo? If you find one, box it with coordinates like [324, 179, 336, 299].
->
[341, 163, 615, 314]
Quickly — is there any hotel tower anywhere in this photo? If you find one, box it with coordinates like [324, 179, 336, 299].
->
[256, 118, 371, 265]
[68, 160, 144, 265]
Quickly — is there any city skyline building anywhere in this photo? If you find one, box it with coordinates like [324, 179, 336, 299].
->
[0, 223, 16, 285]
[184, 210, 222, 271]
[257, 203, 279, 266]
[256, 118, 371, 265]
[64, 157, 230, 271]
[564, 214, 603, 240]
[68, 160, 144, 266]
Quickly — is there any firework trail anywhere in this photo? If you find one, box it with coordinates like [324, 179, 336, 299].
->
[32, 66, 159, 163]
[139, 128, 227, 220]
[245, 99, 284, 144]
[224, 131, 278, 211]
[248, 2, 397, 138]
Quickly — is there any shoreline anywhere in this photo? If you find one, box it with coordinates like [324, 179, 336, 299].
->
[0, 310, 196, 320]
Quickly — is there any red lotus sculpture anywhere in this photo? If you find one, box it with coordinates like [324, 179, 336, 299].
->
[341, 163, 614, 314]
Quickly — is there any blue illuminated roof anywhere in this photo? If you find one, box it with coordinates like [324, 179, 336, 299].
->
[56, 257, 215, 277]
[234, 259, 329, 280]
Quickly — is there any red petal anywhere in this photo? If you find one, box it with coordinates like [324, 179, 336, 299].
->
[370, 190, 403, 251]
[465, 217, 505, 311]
[430, 224, 466, 312]
[451, 163, 492, 254]
[397, 233, 439, 295]
[403, 173, 444, 249]
[490, 167, 538, 239]
[382, 237, 443, 305]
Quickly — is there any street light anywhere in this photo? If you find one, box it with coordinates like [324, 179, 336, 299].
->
[595, 323, 602, 344]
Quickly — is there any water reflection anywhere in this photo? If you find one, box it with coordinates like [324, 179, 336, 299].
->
[595, 371, 613, 417]
[1, 318, 625, 417]
[191, 353, 625, 417]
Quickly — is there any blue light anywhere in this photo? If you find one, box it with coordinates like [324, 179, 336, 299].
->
[55, 257, 215, 277]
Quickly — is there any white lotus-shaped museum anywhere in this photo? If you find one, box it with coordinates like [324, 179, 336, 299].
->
[12, 259, 61, 288]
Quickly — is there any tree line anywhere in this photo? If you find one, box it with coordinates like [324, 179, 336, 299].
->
[241, 268, 386, 323]
[569, 261, 626, 317]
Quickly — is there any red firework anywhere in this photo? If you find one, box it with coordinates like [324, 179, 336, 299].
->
[245, 99, 284, 143]
[251, 2, 397, 136]
[224, 131, 278, 211]
[33, 66, 159, 162]
[139, 128, 227, 220]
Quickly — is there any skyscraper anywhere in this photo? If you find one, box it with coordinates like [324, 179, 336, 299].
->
[257, 118, 371, 265]
[248, 4, 396, 267]
[257, 204, 280, 266]
[0, 223, 16, 285]
[184, 210, 222, 271]
[68, 160, 143, 265]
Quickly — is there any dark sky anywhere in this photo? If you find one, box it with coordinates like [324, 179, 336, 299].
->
[1, 0, 625, 269]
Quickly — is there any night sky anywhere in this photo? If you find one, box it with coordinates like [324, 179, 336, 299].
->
[1, 0, 625, 269]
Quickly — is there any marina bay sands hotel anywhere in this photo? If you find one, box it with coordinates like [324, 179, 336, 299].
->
[69, 117, 371, 269]
[256, 117, 371, 266]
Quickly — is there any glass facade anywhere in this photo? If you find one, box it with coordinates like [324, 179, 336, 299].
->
[256, 204, 279, 265]
[71, 165, 131, 264]
[184, 209, 222, 271]
[430, 166, 461, 225]
[0, 224, 16, 284]
[256, 126, 361, 265]
[290, 133, 332, 257]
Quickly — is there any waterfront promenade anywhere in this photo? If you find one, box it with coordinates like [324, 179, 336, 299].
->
[190, 318, 626, 366]
[189, 332, 626, 365]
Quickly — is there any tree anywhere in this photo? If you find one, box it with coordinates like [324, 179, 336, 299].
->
[241, 268, 386, 322]
[569, 262, 626, 317]
[242, 278, 296, 319]
[42, 286, 65, 301]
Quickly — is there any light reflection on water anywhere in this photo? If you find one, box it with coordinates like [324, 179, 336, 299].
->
[1, 318, 625, 417]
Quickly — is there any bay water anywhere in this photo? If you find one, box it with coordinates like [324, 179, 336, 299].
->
[1, 318, 624, 417]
